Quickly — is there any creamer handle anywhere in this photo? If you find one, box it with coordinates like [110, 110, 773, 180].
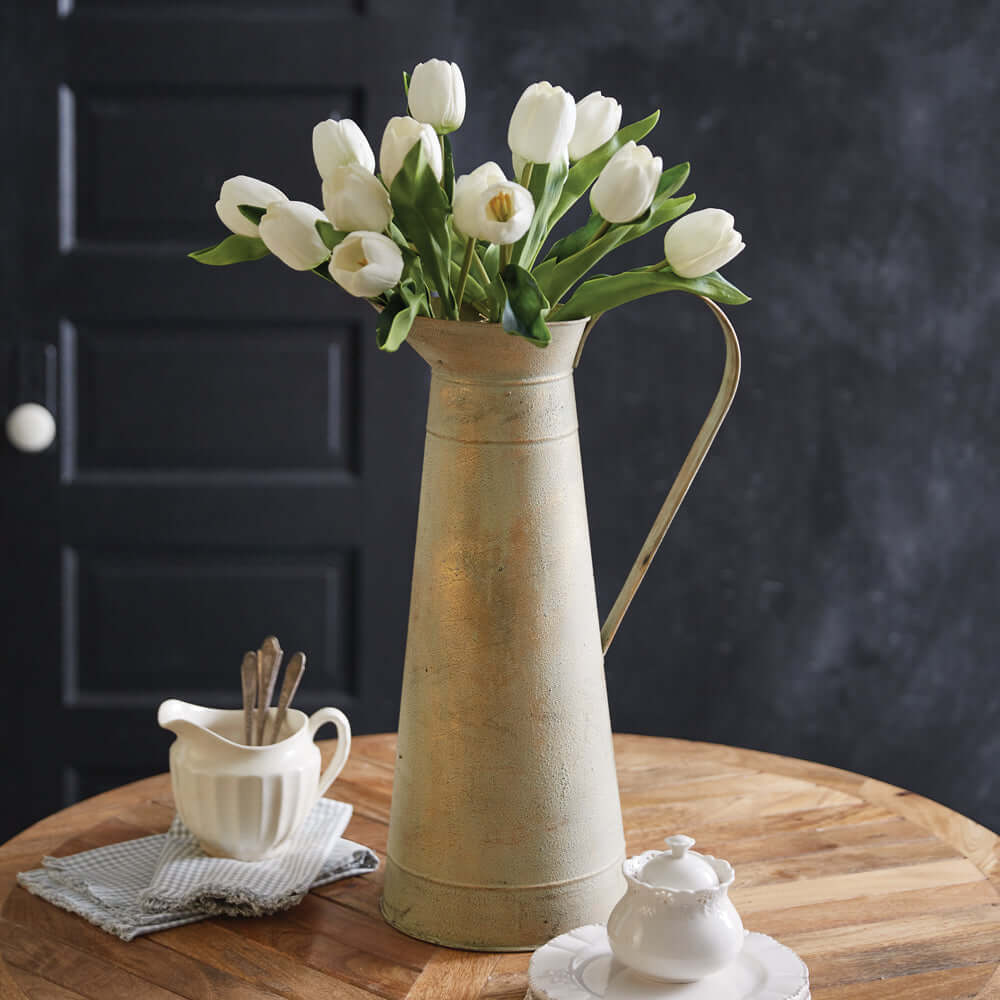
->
[308, 707, 352, 798]
[600, 297, 741, 654]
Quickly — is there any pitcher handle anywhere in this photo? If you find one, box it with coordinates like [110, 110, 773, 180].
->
[308, 707, 352, 798]
[600, 296, 742, 654]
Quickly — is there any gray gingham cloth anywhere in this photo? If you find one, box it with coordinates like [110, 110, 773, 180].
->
[16, 797, 378, 941]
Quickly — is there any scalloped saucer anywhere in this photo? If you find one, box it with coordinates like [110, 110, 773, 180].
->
[528, 925, 809, 1000]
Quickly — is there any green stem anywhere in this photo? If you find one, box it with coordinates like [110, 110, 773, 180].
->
[573, 313, 603, 368]
[519, 161, 534, 190]
[499, 243, 512, 272]
[455, 237, 475, 313]
[473, 246, 492, 287]
[592, 220, 612, 243]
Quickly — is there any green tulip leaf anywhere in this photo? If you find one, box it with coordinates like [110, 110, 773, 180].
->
[403, 70, 410, 99]
[550, 111, 660, 227]
[315, 219, 347, 251]
[442, 134, 455, 203]
[535, 224, 629, 305]
[500, 264, 551, 347]
[482, 242, 501, 280]
[188, 234, 270, 265]
[390, 141, 456, 318]
[237, 204, 266, 226]
[376, 279, 426, 352]
[512, 157, 569, 270]
[557, 268, 750, 321]
[535, 178, 696, 305]
[542, 212, 605, 264]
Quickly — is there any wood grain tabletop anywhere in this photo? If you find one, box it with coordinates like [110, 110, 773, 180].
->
[1, 734, 998, 999]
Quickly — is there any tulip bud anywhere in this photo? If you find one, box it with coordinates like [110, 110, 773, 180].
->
[215, 176, 287, 237]
[507, 81, 576, 165]
[452, 161, 506, 238]
[590, 141, 662, 223]
[322, 164, 393, 234]
[258, 201, 331, 271]
[408, 59, 466, 134]
[380, 116, 443, 187]
[329, 231, 404, 298]
[568, 91, 622, 161]
[462, 181, 534, 245]
[663, 209, 745, 278]
[312, 118, 376, 179]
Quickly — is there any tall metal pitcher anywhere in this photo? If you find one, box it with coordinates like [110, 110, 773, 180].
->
[381, 302, 741, 950]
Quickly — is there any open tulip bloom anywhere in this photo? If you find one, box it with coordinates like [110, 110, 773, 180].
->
[191, 61, 749, 351]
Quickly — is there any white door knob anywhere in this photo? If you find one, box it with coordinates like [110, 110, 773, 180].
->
[6, 402, 57, 453]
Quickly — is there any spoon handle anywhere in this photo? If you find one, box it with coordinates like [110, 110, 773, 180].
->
[269, 652, 305, 744]
[255, 635, 283, 745]
[240, 651, 258, 746]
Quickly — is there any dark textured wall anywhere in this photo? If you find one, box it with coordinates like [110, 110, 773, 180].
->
[436, 1, 999, 830]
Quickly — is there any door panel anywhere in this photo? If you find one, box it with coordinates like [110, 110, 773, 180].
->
[63, 320, 358, 474]
[2, 0, 449, 839]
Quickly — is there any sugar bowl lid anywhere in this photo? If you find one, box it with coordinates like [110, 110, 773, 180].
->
[640, 835, 720, 890]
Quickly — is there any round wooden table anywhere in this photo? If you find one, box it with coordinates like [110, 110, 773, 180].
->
[1, 734, 998, 999]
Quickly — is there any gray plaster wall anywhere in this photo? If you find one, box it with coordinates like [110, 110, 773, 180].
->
[441, 0, 999, 830]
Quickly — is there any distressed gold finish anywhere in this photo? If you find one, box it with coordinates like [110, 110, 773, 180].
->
[382, 303, 740, 951]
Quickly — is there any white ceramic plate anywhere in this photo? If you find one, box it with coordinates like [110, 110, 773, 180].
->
[528, 926, 809, 1000]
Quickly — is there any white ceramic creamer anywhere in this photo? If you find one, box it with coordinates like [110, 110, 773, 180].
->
[158, 699, 351, 861]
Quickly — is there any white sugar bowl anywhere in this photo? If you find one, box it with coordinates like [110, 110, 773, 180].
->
[607, 834, 745, 982]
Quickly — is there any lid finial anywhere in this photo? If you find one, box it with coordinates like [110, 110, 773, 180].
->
[665, 834, 696, 858]
[640, 833, 721, 891]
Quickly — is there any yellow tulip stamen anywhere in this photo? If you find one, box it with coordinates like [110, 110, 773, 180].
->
[488, 191, 514, 222]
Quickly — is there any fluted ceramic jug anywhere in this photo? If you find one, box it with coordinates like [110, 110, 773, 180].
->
[381, 305, 740, 950]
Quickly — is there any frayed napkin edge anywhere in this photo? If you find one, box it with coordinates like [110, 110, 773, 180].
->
[16, 847, 381, 941]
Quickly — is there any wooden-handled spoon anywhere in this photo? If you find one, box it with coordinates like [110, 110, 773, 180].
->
[255, 635, 283, 745]
[240, 651, 258, 746]
[268, 652, 305, 744]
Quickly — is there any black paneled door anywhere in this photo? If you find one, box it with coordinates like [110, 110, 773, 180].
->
[0, 2, 445, 840]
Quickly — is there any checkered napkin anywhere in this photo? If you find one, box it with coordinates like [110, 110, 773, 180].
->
[16, 797, 378, 941]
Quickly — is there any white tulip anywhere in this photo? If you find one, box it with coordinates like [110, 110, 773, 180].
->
[408, 59, 466, 133]
[322, 164, 393, 233]
[329, 231, 404, 298]
[312, 118, 375, 179]
[380, 116, 444, 187]
[215, 176, 287, 237]
[463, 181, 534, 245]
[568, 91, 622, 161]
[663, 209, 745, 278]
[452, 161, 506, 238]
[590, 141, 662, 223]
[507, 81, 576, 165]
[258, 200, 330, 271]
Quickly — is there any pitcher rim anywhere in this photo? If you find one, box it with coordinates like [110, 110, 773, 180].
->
[408, 315, 591, 335]
[160, 699, 309, 751]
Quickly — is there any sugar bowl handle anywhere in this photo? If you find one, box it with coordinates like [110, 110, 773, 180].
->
[308, 707, 352, 798]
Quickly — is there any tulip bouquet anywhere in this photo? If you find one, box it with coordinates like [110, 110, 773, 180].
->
[191, 59, 748, 351]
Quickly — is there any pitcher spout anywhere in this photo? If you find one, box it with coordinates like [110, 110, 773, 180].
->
[157, 699, 233, 749]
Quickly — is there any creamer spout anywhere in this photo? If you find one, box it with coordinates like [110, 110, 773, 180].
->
[156, 699, 229, 748]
